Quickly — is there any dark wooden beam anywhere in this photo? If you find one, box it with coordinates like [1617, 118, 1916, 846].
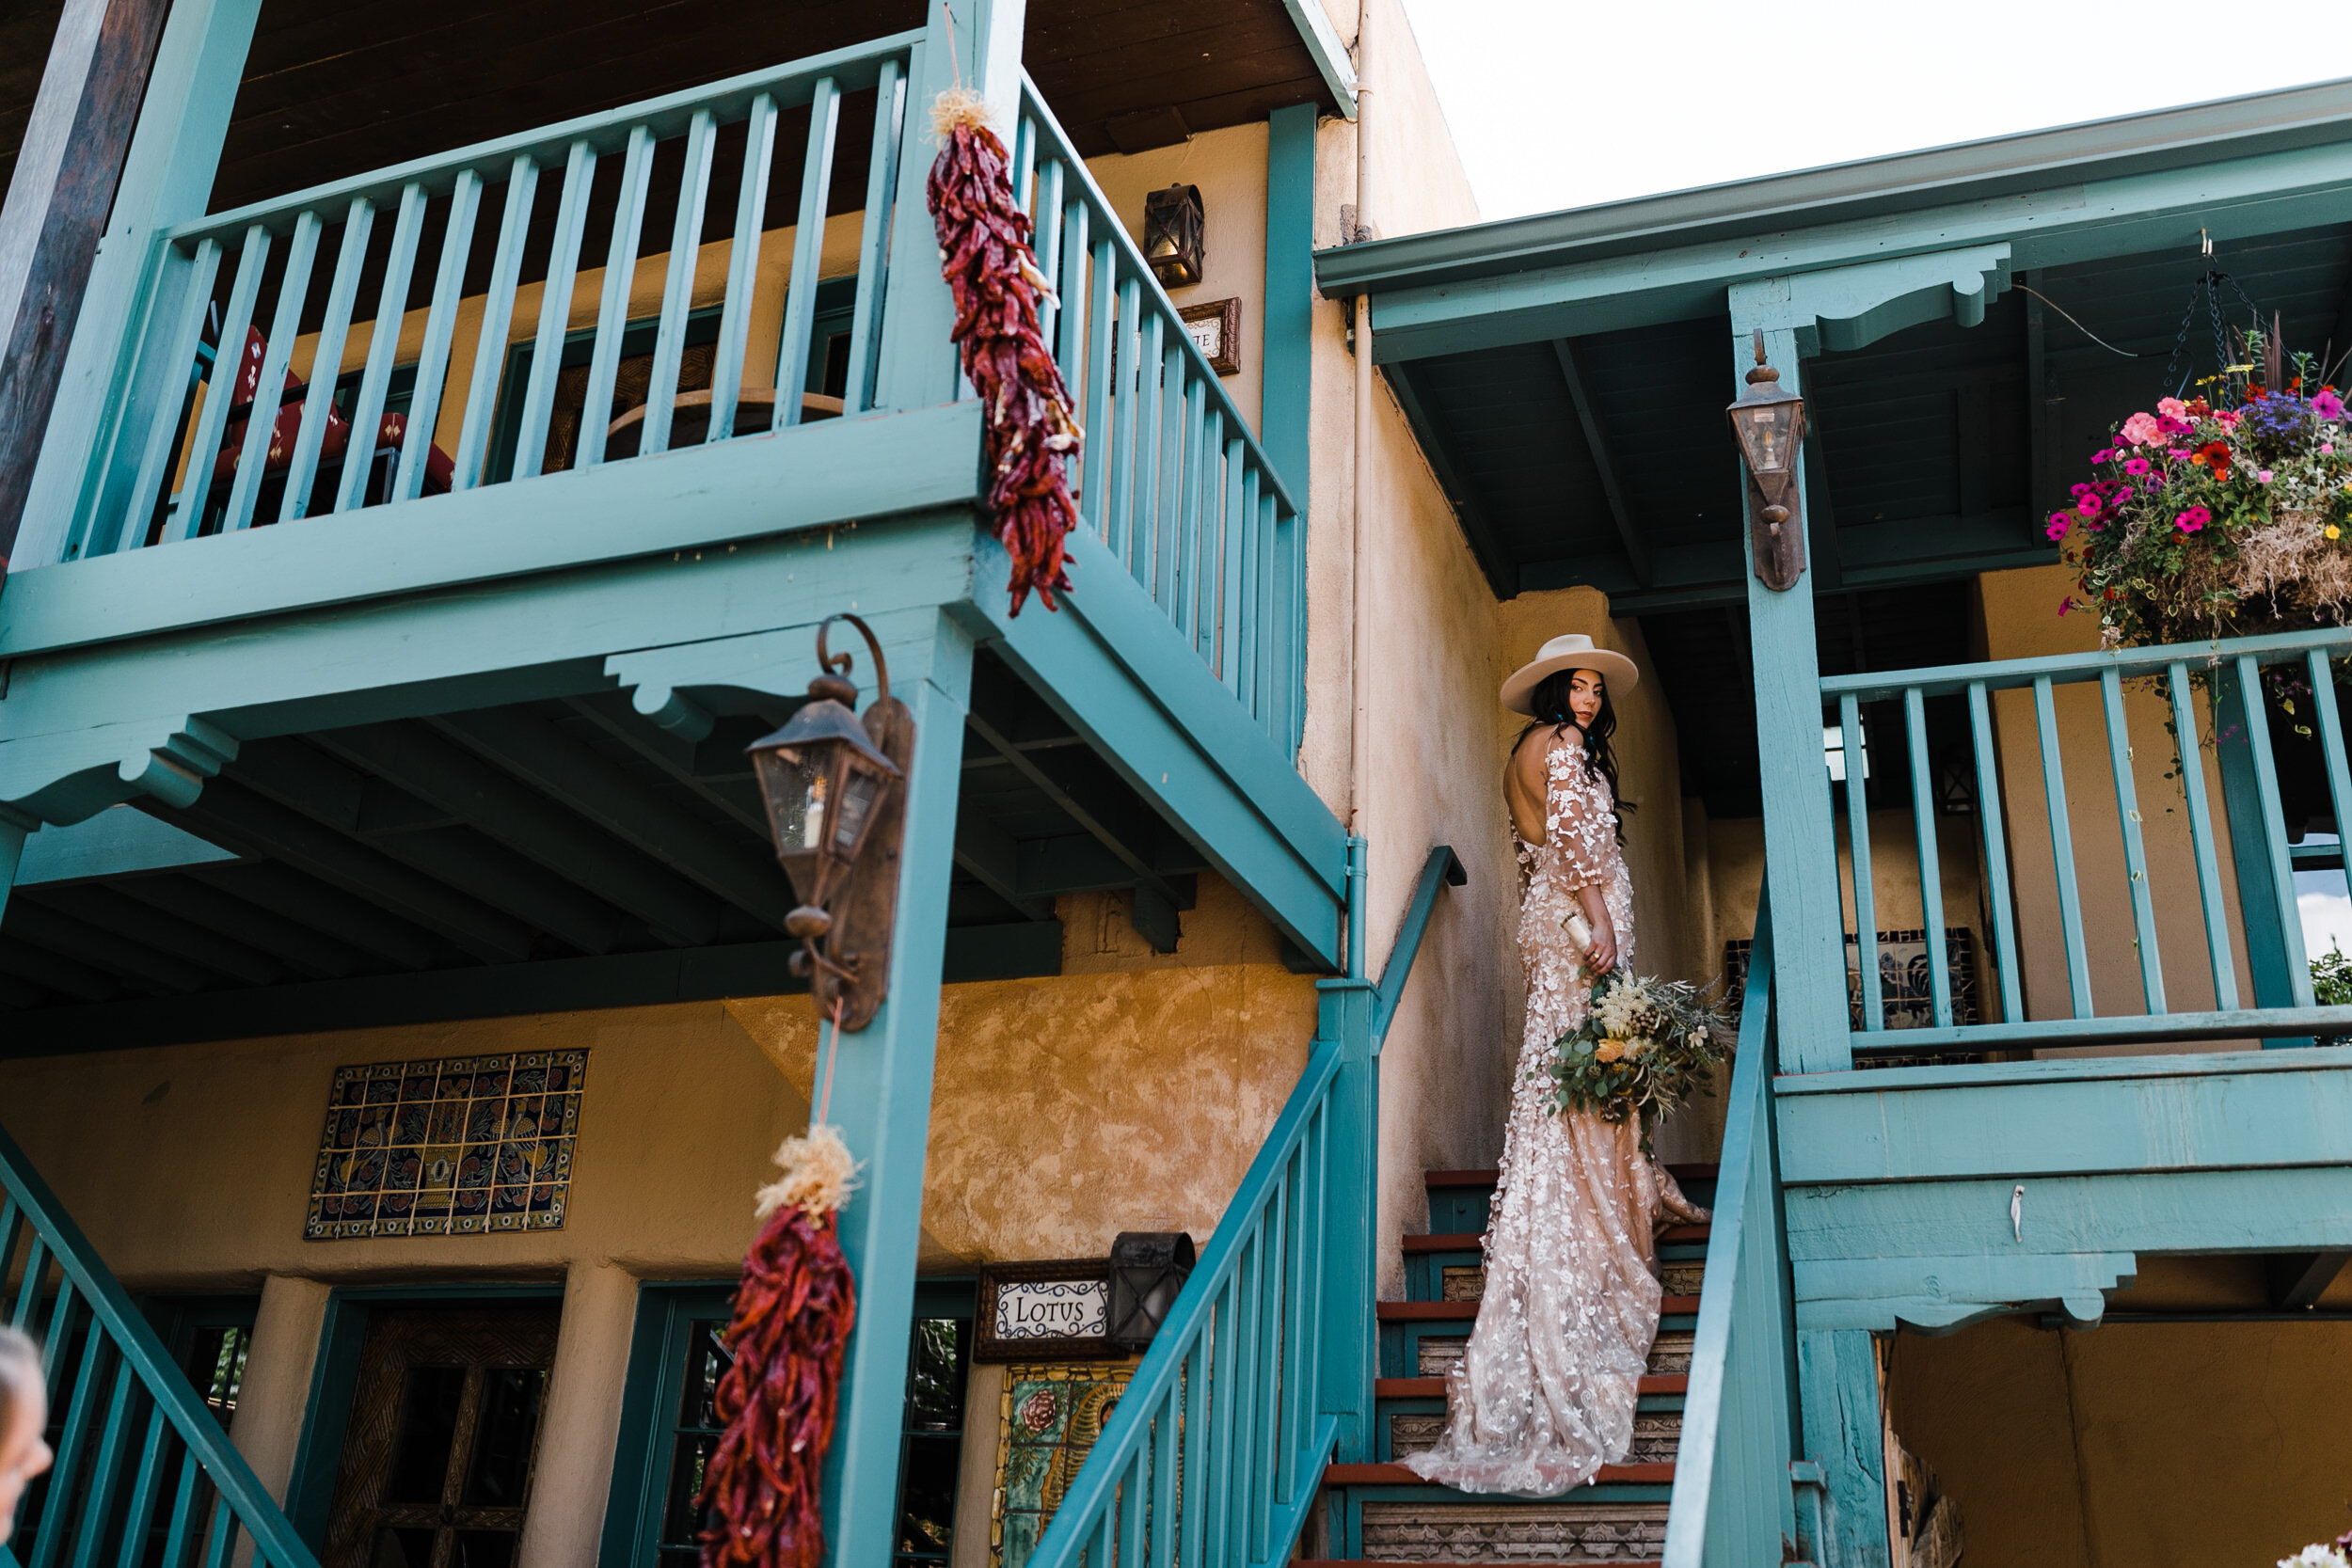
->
[0, 0, 171, 575]
[0, 922, 1064, 1054]
[2268, 1250, 2352, 1310]
[1550, 338, 1649, 587]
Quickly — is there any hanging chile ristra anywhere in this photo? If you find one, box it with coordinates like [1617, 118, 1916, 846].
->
[698, 1127, 859, 1568]
[927, 88, 1084, 613]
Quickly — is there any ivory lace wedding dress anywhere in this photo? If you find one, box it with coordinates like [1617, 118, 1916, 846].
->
[1401, 730, 1707, 1497]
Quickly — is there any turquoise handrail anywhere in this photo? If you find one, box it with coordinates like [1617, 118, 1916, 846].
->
[1661, 902, 1795, 1568]
[0, 1121, 318, 1568]
[1025, 847, 1461, 1567]
[1011, 75, 1309, 752]
[1819, 626, 2352, 1057]
[71, 32, 922, 561]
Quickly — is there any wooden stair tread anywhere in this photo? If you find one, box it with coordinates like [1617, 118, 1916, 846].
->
[1376, 1374, 1687, 1398]
[1403, 1226, 1708, 1253]
[1324, 1461, 1677, 1486]
[1380, 1296, 1701, 1322]
[1426, 1164, 1717, 1187]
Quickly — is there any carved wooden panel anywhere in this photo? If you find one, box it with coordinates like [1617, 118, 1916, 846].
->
[323, 1304, 562, 1568]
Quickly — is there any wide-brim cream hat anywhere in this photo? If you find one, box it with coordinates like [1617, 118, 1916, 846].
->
[1500, 633, 1640, 715]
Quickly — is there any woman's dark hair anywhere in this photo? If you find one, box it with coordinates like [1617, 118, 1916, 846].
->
[1511, 668, 1627, 841]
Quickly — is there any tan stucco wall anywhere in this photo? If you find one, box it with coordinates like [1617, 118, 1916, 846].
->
[1887, 1307, 2352, 1567]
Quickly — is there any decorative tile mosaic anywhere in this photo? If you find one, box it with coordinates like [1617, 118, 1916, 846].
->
[305, 1051, 586, 1240]
[990, 1360, 1136, 1568]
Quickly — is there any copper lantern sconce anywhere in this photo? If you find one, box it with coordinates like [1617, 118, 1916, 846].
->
[744, 614, 914, 1029]
[1725, 328, 1808, 591]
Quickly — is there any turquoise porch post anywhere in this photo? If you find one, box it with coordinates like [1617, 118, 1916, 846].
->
[1315, 975, 1376, 1463]
[815, 609, 977, 1561]
[1795, 1327, 1889, 1568]
[1722, 286, 1850, 1073]
[872, 0, 1027, 416]
[16, 0, 262, 568]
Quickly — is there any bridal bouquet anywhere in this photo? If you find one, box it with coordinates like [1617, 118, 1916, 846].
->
[1548, 969, 1733, 1132]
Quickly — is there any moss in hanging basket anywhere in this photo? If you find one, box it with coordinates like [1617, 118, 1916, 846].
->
[2058, 378, 2352, 650]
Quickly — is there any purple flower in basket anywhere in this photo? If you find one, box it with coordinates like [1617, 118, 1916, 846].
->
[2176, 505, 2212, 533]
[2124, 457, 2153, 476]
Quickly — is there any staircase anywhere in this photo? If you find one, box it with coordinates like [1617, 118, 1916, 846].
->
[1305, 1163, 1721, 1565]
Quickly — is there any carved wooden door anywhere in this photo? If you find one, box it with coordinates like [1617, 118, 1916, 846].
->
[323, 1304, 562, 1568]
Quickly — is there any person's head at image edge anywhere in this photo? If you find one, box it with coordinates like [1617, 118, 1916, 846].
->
[1502, 632, 1637, 840]
[0, 1325, 53, 1542]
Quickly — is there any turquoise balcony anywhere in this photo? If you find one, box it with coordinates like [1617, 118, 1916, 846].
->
[0, 0, 1351, 1044]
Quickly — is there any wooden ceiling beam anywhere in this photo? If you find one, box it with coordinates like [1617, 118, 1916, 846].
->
[1550, 337, 1649, 588]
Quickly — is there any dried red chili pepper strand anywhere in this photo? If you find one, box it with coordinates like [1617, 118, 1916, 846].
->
[927, 109, 1083, 615]
[698, 1206, 856, 1568]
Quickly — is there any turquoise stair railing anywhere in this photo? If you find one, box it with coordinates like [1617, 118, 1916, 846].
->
[1009, 76, 1310, 753]
[1027, 847, 1464, 1568]
[1661, 905, 1801, 1568]
[63, 30, 923, 562]
[0, 1121, 317, 1568]
[1822, 626, 2352, 1056]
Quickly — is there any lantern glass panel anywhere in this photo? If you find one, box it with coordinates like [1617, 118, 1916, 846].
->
[1731, 396, 1801, 477]
[831, 760, 888, 859]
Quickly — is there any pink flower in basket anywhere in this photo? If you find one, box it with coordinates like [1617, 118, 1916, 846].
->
[2314, 388, 2345, 421]
[2121, 412, 2163, 445]
[2157, 397, 2189, 419]
[2045, 513, 2072, 541]
[2176, 505, 2212, 533]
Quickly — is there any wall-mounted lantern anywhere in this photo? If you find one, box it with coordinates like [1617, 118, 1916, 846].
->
[1142, 184, 1206, 289]
[745, 614, 914, 1029]
[1725, 328, 1807, 591]
[1106, 1231, 1196, 1349]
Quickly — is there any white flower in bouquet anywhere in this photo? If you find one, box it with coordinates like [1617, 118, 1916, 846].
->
[2280, 1546, 2351, 1568]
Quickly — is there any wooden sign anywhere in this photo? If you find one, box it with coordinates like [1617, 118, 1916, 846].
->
[975, 1259, 1116, 1361]
[1180, 298, 1243, 376]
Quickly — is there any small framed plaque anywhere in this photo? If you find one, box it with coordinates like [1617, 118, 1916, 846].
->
[1179, 298, 1243, 376]
[975, 1259, 1116, 1362]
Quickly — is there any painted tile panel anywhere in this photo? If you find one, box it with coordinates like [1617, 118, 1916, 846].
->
[305, 1050, 585, 1240]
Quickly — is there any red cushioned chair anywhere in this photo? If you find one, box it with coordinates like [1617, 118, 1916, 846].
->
[206, 325, 455, 512]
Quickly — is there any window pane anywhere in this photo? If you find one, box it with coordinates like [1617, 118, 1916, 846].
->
[895, 1433, 961, 1558]
[678, 1319, 732, 1432]
[385, 1367, 469, 1504]
[658, 1433, 720, 1550]
[369, 1526, 437, 1568]
[452, 1530, 517, 1568]
[905, 1319, 967, 1430]
[462, 1368, 547, 1506]
[184, 1325, 249, 1426]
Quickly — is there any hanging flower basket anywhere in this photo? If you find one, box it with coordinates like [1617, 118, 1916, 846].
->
[2058, 369, 2352, 650]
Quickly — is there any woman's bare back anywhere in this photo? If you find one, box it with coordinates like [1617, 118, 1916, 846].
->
[1505, 724, 1579, 845]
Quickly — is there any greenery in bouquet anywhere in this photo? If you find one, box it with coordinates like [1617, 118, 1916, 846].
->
[2056, 336, 2352, 650]
[1547, 970, 1733, 1136]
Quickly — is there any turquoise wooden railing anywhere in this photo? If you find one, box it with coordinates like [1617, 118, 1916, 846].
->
[1661, 909, 1798, 1568]
[1010, 77, 1309, 752]
[1820, 626, 2352, 1056]
[1026, 847, 1461, 1568]
[60, 31, 922, 561]
[0, 1121, 316, 1568]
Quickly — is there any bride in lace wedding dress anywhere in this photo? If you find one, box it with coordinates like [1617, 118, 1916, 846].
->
[1402, 632, 1708, 1497]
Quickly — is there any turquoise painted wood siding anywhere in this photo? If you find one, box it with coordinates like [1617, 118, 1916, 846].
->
[0, 1120, 318, 1568]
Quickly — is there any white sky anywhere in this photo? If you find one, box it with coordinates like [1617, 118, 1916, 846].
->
[1397, 0, 2352, 221]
